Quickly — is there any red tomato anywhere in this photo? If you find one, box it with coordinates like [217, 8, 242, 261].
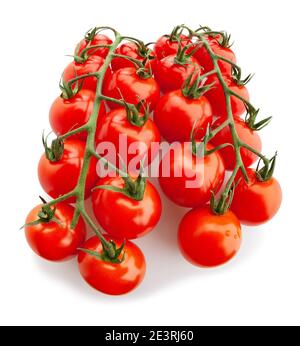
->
[194, 35, 236, 76]
[78, 236, 146, 295]
[111, 42, 156, 72]
[178, 207, 242, 267]
[38, 139, 98, 201]
[158, 143, 225, 208]
[96, 108, 161, 172]
[210, 118, 262, 170]
[154, 89, 213, 143]
[205, 74, 249, 118]
[154, 55, 200, 93]
[63, 55, 112, 92]
[25, 203, 86, 262]
[49, 90, 106, 141]
[75, 34, 112, 59]
[92, 176, 162, 239]
[154, 34, 192, 60]
[231, 169, 282, 226]
[103, 67, 160, 110]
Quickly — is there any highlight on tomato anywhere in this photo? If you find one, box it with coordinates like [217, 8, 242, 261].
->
[96, 105, 160, 171]
[78, 235, 146, 295]
[178, 207, 242, 267]
[49, 89, 106, 141]
[38, 138, 98, 202]
[231, 159, 282, 226]
[103, 67, 160, 111]
[24, 200, 86, 262]
[154, 73, 213, 143]
[92, 174, 162, 239]
[158, 142, 225, 208]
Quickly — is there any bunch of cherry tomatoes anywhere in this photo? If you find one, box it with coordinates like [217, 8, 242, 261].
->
[23, 25, 282, 296]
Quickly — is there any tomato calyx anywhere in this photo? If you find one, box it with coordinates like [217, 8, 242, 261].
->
[79, 241, 125, 264]
[195, 26, 233, 48]
[231, 65, 253, 87]
[59, 72, 83, 99]
[21, 197, 61, 229]
[210, 182, 237, 215]
[256, 153, 277, 182]
[125, 100, 149, 127]
[42, 132, 64, 162]
[182, 72, 215, 99]
[245, 104, 272, 131]
[93, 168, 146, 202]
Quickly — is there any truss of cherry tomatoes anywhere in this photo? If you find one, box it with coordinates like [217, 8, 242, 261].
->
[23, 25, 282, 296]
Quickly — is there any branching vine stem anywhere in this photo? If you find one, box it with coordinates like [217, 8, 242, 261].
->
[182, 25, 272, 214]
[43, 29, 141, 258]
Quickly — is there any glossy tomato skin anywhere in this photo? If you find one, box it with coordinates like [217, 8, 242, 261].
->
[38, 140, 98, 202]
[231, 169, 282, 226]
[49, 90, 106, 141]
[111, 42, 156, 71]
[158, 143, 225, 208]
[194, 35, 236, 76]
[205, 74, 249, 118]
[63, 55, 112, 92]
[178, 207, 242, 267]
[92, 176, 162, 239]
[154, 34, 192, 60]
[75, 34, 112, 59]
[103, 67, 160, 111]
[211, 118, 262, 170]
[154, 89, 213, 143]
[25, 203, 86, 262]
[96, 108, 161, 172]
[154, 55, 200, 93]
[78, 236, 146, 295]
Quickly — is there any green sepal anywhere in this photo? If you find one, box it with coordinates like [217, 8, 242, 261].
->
[20, 197, 61, 229]
[42, 132, 64, 162]
[245, 104, 272, 131]
[231, 65, 254, 86]
[256, 153, 277, 182]
[79, 241, 125, 264]
[124, 100, 149, 128]
[182, 72, 215, 99]
[59, 68, 83, 99]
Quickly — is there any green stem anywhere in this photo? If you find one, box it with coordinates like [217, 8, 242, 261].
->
[183, 25, 271, 213]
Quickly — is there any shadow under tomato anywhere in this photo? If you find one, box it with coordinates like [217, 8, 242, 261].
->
[32, 178, 263, 301]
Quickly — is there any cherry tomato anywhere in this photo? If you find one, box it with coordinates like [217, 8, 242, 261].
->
[205, 74, 249, 118]
[194, 35, 236, 76]
[78, 236, 146, 295]
[178, 207, 242, 267]
[103, 67, 160, 111]
[154, 55, 200, 93]
[96, 108, 160, 172]
[92, 176, 162, 239]
[154, 89, 213, 143]
[63, 55, 112, 92]
[210, 118, 262, 170]
[38, 139, 98, 202]
[231, 169, 282, 226]
[111, 42, 156, 72]
[158, 143, 225, 208]
[25, 203, 86, 262]
[49, 90, 106, 141]
[75, 34, 112, 59]
[154, 34, 192, 60]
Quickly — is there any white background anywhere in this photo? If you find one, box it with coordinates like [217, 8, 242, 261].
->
[0, 0, 299, 326]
